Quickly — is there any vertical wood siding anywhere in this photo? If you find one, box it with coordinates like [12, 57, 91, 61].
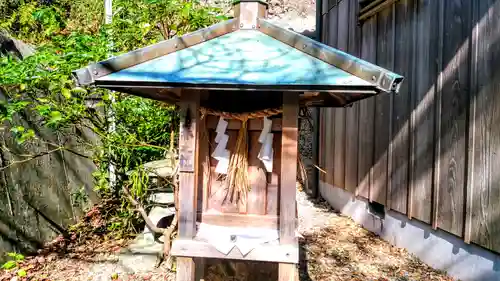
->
[319, 0, 500, 254]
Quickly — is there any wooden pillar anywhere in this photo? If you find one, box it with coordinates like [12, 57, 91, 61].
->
[279, 92, 299, 281]
[177, 91, 200, 281]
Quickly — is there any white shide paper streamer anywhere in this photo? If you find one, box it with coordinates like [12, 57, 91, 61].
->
[258, 117, 274, 173]
[212, 117, 230, 174]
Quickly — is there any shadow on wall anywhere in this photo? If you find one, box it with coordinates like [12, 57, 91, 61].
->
[321, 0, 500, 258]
[0, 91, 97, 262]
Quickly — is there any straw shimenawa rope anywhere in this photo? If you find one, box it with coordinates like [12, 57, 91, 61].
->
[200, 107, 282, 204]
[200, 108, 282, 121]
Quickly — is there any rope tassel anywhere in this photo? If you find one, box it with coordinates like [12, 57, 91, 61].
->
[224, 119, 249, 204]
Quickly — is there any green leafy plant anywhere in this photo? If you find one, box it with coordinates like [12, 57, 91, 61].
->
[0, 0, 225, 239]
[1, 252, 25, 270]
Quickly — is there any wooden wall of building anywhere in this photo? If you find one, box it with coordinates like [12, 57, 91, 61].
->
[318, 0, 500, 254]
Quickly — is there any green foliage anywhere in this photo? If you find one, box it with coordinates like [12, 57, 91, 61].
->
[0, 0, 226, 236]
[1, 260, 16, 270]
[17, 268, 27, 277]
[1, 252, 25, 270]
[7, 253, 24, 261]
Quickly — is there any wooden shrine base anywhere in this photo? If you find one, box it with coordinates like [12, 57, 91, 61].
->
[171, 239, 299, 264]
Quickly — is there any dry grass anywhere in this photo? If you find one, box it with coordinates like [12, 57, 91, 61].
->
[300, 216, 455, 281]
[1, 198, 456, 281]
[223, 120, 250, 205]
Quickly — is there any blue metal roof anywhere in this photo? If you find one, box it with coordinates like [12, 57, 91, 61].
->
[96, 30, 372, 88]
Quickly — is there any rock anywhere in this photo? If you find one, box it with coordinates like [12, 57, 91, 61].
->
[119, 239, 162, 273]
[148, 192, 174, 205]
[143, 159, 175, 178]
[144, 207, 175, 233]
[125, 206, 174, 256]
[0, 29, 35, 59]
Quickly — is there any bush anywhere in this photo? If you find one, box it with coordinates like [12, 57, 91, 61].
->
[0, 0, 226, 236]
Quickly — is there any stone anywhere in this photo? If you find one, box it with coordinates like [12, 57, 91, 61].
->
[119, 206, 173, 274]
[143, 206, 175, 233]
[148, 193, 174, 205]
[0, 30, 35, 59]
[143, 159, 175, 177]
[118, 251, 160, 273]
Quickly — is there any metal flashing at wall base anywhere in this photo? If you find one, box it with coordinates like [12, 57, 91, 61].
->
[319, 181, 500, 281]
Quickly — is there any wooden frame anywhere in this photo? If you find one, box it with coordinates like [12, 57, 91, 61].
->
[173, 91, 300, 281]
[172, 240, 298, 264]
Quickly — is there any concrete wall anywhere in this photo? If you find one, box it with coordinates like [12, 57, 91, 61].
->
[319, 181, 500, 281]
[0, 104, 97, 261]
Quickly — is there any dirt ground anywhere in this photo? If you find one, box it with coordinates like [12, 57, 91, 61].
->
[0, 191, 455, 281]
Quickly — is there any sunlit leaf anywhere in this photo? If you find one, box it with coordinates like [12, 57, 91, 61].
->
[71, 87, 87, 94]
[62, 88, 72, 99]
[1, 260, 16, 270]
[17, 269, 27, 277]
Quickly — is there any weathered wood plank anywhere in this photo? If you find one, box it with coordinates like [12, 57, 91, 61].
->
[309, 107, 319, 197]
[386, 3, 396, 209]
[325, 109, 335, 186]
[333, 0, 348, 189]
[280, 92, 299, 244]
[390, 0, 413, 214]
[465, 0, 479, 245]
[177, 259, 196, 281]
[201, 213, 278, 229]
[247, 131, 267, 215]
[345, 0, 360, 194]
[324, 5, 338, 188]
[328, 4, 339, 49]
[177, 91, 200, 281]
[279, 92, 299, 281]
[435, 0, 469, 237]
[371, 7, 393, 205]
[469, 0, 500, 253]
[318, 108, 326, 183]
[267, 132, 281, 216]
[357, 15, 377, 199]
[199, 118, 210, 213]
[322, 13, 329, 45]
[409, 0, 438, 223]
[172, 240, 299, 264]
[279, 264, 298, 281]
[178, 91, 200, 238]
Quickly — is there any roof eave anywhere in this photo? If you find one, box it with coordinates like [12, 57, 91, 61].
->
[72, 17, 404, 95]
[256, 18, 404, 94]
[72, 18, 238, 86]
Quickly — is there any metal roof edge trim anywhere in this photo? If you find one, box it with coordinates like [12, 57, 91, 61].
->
[232, 0, 268, 6]
[93, 80, 378, 94]
[256, 18, 404, 93]
[72, 18, 238, 86]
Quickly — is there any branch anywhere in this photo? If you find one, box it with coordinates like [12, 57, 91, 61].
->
[122, 183, 166, 234]
[0, 143, 92, 171]
[45, 142, 92, 159]
[0, 146, 63, 171]
[123, 143, 168, 150]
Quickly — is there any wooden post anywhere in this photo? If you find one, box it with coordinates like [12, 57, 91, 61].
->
[177, 91, 200, 281]
[279, 92, 299, 281]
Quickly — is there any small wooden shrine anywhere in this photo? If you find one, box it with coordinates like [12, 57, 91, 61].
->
[73, 1, 404, 280]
